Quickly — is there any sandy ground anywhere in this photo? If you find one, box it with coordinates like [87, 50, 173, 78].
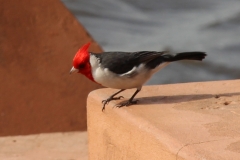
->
[0, 131, 88, 160]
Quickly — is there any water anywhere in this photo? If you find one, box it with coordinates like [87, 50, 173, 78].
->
[62, 0, 240, 85]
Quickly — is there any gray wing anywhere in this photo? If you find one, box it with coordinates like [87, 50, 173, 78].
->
[91, 51, 167, 75]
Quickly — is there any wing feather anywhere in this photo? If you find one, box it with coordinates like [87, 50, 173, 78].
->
[91, 51, 166, 75]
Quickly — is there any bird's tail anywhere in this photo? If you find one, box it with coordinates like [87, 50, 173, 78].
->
[163, 52, 207, 62]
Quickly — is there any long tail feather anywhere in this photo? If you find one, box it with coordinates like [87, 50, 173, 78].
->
[163, 52, 207, 62]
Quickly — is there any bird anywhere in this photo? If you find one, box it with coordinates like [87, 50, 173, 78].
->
[70, 42, 206, 111]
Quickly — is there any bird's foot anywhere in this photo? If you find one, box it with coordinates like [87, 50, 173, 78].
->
[115, 99, 139, 108]
[102, 96, 124, 111]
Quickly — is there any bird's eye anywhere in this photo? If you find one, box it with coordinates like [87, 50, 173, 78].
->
[78, 64, 85, 69]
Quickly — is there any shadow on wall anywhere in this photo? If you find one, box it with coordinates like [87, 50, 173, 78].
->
[118, 92, 240, 106]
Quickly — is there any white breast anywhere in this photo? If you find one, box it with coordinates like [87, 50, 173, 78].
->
[89, 55, 169, 89]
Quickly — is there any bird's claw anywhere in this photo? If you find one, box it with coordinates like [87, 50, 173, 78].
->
[115, 100, 139, 108]
[102, 96, 124, 104]
[101, 96, 124, 111]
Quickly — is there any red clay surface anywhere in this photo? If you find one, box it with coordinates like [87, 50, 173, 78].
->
[0, 0, 102, 136]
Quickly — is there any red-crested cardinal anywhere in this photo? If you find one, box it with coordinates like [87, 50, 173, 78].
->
[70, 42, 206, 111]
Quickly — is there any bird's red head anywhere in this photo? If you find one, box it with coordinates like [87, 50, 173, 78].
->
[71, 42, 95, 82]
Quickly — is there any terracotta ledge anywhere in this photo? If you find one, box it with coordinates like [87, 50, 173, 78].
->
[87, 80, 240, 160]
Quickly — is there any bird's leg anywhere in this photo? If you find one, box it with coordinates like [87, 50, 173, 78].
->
[116, 88, 141, 108]
[102, 89, 125, 111]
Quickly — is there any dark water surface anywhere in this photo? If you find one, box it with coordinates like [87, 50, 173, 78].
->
[62, 0, 240, 84]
